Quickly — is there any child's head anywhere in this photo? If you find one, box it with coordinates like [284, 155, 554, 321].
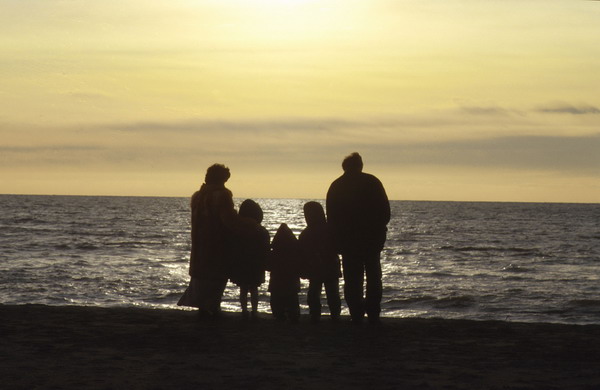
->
[239, 199, 263, 223]
[303, 201, 326, 227]
[272, 223, 297, 251]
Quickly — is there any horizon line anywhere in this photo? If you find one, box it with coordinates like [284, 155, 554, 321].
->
[0, 193, 598, 206]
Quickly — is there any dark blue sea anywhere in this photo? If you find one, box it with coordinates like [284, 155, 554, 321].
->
[1, 195, 599, 324]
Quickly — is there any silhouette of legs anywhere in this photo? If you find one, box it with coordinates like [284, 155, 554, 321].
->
[239, 285, 260, 318]
[249, 286, 259, 314]
[307, 280, 323, 321]
[270, 291, 299, 322]
[308, 279, 341, 322]
[286, 293, 300, 323]
[342, 250, 382, 322]
[270, 292, 285, 320]
[364, 253, 382, 321]
[342, 255, 366, 322]
[178, 277, 227, 317]
[324, 278, 342, 319]
[240, 286, 249, 315]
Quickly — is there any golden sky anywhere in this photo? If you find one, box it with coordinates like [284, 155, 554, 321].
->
[1, 0, 599, 202]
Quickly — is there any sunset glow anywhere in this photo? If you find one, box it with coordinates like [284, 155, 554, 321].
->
[1, 0, 599, 202]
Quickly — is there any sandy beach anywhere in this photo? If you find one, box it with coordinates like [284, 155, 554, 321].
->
[1, 304, 599, 390]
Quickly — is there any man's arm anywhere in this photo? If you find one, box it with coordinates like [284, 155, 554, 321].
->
[377, 178, 391, 226]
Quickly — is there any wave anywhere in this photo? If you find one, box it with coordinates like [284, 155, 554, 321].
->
[429, 271, 457, 278]
[392, 249, 415, 255]
[74, 243, 100, 250]
[1, 226, 59, 234]
[65, 230, 129, 237]
[9, 217, 50, 224]
[386, 295, 476, 309]
[568, 299, 600, 308]
[105, 241, 165, 248]
[57, 242, 156, 251]
[433, 296, 476, 309]
[540, 300, 600, 321]
[440, 245, 549, 258]
[441, 245, 501, 252]
[501, 263, 533, 273]
[148, 291, 185, 302]
[578, 234, 600, 240]
[386, 296, 438, 306]
[501, 276, 528, 281]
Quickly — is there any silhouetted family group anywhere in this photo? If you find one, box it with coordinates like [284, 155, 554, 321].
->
[178, 152, 390, 324]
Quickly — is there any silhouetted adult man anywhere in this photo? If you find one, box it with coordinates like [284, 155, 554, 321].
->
[326, 153, 390, 324]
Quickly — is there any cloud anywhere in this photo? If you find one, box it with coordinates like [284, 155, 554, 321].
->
[91, 115, 472, 135]
[536, 103, 600, 115]
[66, 92, 113, 102]
[98, 118, 356, 134]
[83, 112, 516, 138]
[0, 145, 102, 153]
[366, 133, 600, 175]
[461, 103, 600, 116]
[459, 106, 521, 116]
[3, 114, 599, 176]
[0, 145, 108, 167]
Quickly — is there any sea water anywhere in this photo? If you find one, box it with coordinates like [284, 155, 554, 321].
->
[1, 195, 598, 325]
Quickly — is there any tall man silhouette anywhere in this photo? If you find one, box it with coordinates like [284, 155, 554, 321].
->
[326, 152, 390, 324]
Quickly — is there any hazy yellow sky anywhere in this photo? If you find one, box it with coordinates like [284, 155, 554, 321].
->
[1, 0, 599, 202]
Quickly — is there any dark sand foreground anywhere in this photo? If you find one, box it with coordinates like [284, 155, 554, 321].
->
[1, 305, 600, 389]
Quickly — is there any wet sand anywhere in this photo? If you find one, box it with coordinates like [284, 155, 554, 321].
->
[1, 304, 599, 389]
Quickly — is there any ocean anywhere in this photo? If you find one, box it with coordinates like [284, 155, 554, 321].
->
[1, 194, 599, 325]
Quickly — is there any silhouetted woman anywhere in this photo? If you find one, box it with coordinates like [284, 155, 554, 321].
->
[178, 164, 256, 319]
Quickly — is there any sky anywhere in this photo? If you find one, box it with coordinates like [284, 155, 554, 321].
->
[1, 0, 599, 202]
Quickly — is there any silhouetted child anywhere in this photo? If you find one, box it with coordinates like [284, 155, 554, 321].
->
[229, 199, 270, 318]
[299, 201, 342, 323]
[267, 223, 302, 322]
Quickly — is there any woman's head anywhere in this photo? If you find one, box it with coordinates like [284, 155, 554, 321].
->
[204, 164, 231, 185]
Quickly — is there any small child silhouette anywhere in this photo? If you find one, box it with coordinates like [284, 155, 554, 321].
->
[229, 199, 270, 318]
[267, 223, 302, 322]
[299, 201, 342, 323]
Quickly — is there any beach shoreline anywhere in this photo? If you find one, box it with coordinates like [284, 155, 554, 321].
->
[1, 304, 599, 389]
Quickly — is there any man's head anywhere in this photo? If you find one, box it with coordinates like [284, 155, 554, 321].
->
[205, 163, 231, 185]
[342, 152, 363, 173]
